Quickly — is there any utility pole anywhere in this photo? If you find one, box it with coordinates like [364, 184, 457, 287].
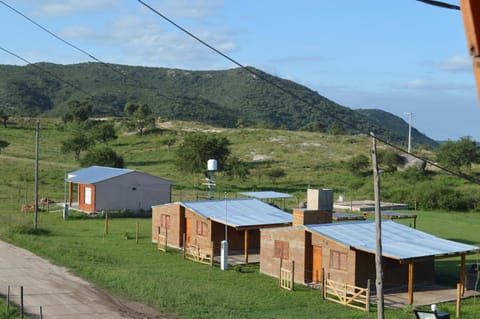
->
[371, 133, 384, 319]
[34, 121, 39, 230]
[405, 112, 412, 153]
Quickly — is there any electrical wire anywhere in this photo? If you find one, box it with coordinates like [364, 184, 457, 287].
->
[416, 0, 461, 10]
[0, 46, 93, 99]
[137, 0, 480, 186]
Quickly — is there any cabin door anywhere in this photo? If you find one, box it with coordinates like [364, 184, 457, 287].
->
[185, 218, 192, 244]
[312, 246, 323, 283]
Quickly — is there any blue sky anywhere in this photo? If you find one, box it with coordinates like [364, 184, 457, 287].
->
[1, 0, 479, 142]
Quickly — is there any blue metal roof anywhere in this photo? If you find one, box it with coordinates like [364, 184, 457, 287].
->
[238, 191, 293, 199]
[180, 198, 292, 228]
[306, 220, 479, 260]
[67, 166, 134, 184]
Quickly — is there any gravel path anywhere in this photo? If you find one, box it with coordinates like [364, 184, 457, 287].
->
[0, 240, 175, 319]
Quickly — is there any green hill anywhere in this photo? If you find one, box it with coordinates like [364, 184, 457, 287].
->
[0, 62, 437, 147]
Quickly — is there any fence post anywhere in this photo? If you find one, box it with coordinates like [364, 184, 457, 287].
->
[456, 283, 461, 318]
[104, 211, 109, 235]
[135, 221, 139, 244]
[40, 306, 43, 319]
[321, 269, 326, 299]
[183, 233, 186, 259]
[291, 260, 295, 291]
[278, 258, 283, 287]
[366, 279, 371, 312]
[20, 286, 24, 319]
[6, 285, 10, 315]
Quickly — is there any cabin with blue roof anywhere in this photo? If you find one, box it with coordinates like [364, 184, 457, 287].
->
[66, 166, 172, 213]
[151, 198, 292, 262]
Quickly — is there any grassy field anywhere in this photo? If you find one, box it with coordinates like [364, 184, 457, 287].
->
[0, 120, 479, 318]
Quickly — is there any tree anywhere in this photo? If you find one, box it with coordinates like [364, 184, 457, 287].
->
[62, 100, 92, 124]
[162, 136, 176, 152]
[265, 167, 286, 183]
[175, 133, 231, 173]
[80, 145, 124, 168]
[89, 122, 117, 145]
[377, 149, 403, 173]
[436, 136, 480, 172]
[0, 140, 9, 154]
[0, 106, 9, 128]
[124, 102, 155, 136]
[224, 156, 250, 180]
[345, 154, 370, 175]
[61, 132, 92, 161]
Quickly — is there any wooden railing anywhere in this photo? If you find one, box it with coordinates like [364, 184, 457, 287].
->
[323, 278, 370, 311]
[279, 259, 295, 291]
[182, 234, 214, 266]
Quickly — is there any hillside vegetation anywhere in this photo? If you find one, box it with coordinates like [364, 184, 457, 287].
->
[0, 62, 437, 148]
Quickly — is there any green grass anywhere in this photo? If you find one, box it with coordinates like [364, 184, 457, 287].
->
[1, 120, 480, 319]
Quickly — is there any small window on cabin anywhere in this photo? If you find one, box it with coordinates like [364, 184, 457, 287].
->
[160, 214, 171, 229]
[196, 221, 208, 237]
[274, 240, 289, 260]
[330, 250, 348, 271]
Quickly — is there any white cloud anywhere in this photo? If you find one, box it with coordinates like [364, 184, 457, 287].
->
[33, 0, 119, 17]
[398, 79, 470, 91]
[152, 0, 223, 19]
[440, 55, 471, 72]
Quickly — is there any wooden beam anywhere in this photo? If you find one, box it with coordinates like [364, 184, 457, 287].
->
[244, 229, 249, 263]
[408, 262, 414, 305]
[460, 254, 466, 296]
[460, 0, 480, 103]
[460, 0, 480, 56]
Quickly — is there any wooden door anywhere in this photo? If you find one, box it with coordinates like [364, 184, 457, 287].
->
[185, 218, 192, 244]
[312, 246, 322, 283]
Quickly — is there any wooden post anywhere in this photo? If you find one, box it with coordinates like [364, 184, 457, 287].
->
[210, 241, 214, 267]
[456, 283, 462, 318]
[408, 262, 414, 305]
[460, 255, 466, 296]
[40, 306, 43, 319]
[135, 221, 139, 244]
[244, 229, 249, 263]
[291, 260, 295, 291]
[104, 211, 109, 235]
[6, 285, 9, 315]
[183, 233, 186, 259]
[366, 279, 371, 312]
[20, 286, 24, 319]
[371, 133, 384, 319]
[165, 228, 168, 252]
[279, 258, 283, 287]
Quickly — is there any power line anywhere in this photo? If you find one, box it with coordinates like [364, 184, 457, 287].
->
[137, 0, 480, 186]
[416, 0, 460, 10]
[0, 46, 93, 99]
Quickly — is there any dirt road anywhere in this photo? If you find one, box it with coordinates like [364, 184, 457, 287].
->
[0, 240, 175, 319]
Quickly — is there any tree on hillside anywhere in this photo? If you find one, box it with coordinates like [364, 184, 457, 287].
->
[175, 133, 231, 173]
[345, 154, 370, 176]
[266, 167, 286, 184]
[62, 100, 92, 124]
[436, 136, 480, 172]
[89, 122, 117, 145]
[80, 145, 124, 168]
[224, 155, 250, 180]
[0, 140, 9, 154]
[377, 149, 404, 173]
[124, 102, 155, 136]
[0, 106, 9, 128]
[61, 131, 92, 161]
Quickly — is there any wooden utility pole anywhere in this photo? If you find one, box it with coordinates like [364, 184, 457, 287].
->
[371, 133, 384, 319]
[460, 0, 480, 103]
[34, 121, 39, 230]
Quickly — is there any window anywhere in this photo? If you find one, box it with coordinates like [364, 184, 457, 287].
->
[330, 250, 347, 270]
[85, 187, 92, 205]
[160, 214, 170, 229]
[196, 221, 208, 237]
[274, 240, 289, 260]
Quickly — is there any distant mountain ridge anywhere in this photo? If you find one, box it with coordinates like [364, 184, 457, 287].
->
[0, 62, 437, 147]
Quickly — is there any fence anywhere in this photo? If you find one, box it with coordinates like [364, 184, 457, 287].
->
[323, 278, 370, 311]
[2, 285, 45, 319]
[182, 234, 214, 266]
[157, 227, 168, 252]
[279, 259, 295, 291]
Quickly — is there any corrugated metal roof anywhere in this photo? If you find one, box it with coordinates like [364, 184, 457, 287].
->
[67, 166, 134, 184]
[306, 220, 479, 260]
[238, 191, 293, 199]
[180, 198, 292, 228]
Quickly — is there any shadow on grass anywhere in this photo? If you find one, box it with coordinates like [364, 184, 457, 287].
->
[8, 225, 52, 236]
